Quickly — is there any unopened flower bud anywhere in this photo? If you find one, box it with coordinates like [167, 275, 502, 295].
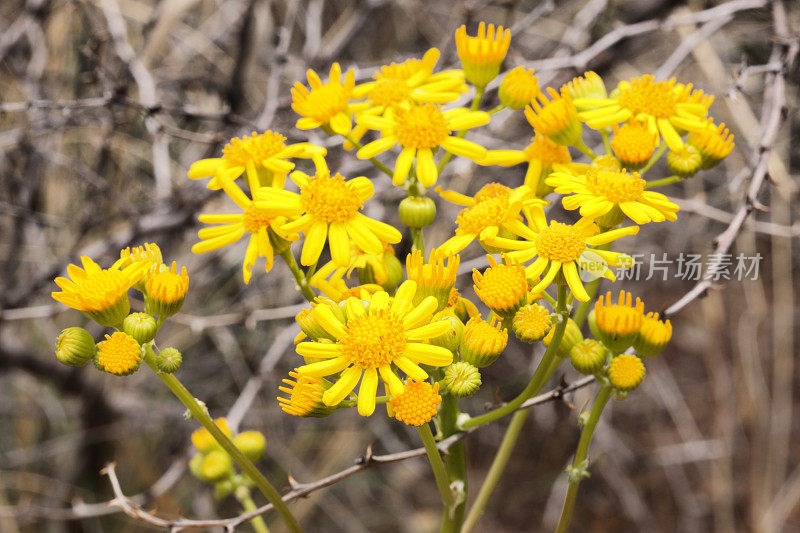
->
[122, 313, 158, 344]
[569, 339, 607, 375]
[192, 418, 233, 453]
[55, 327, 96, 367]
[398, 196, 436, 228]
[667, 144, 702, 178]
[499, 66, 539, 109]
[429, 310, 464, 353]
[543, 318, 583, 357]
[156, 347, 182, 373]
[198, 450, 234, 482]
[633, 312, 672, 357]
[460, 316, 507, 367]
[233, 431, 266, 462]
[512, 304, 552, 343]
[608, 354, 645, 392]
[443, 362, 481, 397]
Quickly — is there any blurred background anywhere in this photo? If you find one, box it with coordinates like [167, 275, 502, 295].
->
[0, 0, 798, 531]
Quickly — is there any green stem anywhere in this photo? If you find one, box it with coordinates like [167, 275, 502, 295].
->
[439, 393, 467, 532]
[573, 138, 597, 160]
[555, 384, 613, 533]
[279, 249, 316, 302]
[235, 486, 270, 533]
[639, 143, 667, 175]
[437, 86, 485, 173]
[459, 285, 569, 430]
[418, 423, 455, 509]
[488, 104, 506, 115]
[344, 134, 393, 178]
[411, 227, 425, 253]
[645, 175, 683, 189]
[143, 347, 302, 533]
[600, 130, 612, 155]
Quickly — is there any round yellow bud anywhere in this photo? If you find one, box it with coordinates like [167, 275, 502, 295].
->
[94, 332, 143, 376]
[390, 381, 442, 426]
[198, 450, 234, 482]
[499, 66, 540, 109]
[512, 304, 552, 343]
[608, 354, 645, 391]
[191, 418, 233, 453]
[459, 316, 508, 367]
[667, 144, 702, 178]
[569, 339, 607, 375]
[233, 431, 266, 462]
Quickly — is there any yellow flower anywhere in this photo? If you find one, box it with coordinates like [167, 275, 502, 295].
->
[525, 88, 582, 146]
[191, 175, 294, 284]
[94, 332, 143, 376]
[188, 131, 325, 190]
[390, 381, 442, 426]
[278, 370, 336, 418]
[608, 354, 645, 391]
[498, 66, 540, 109]
[291, 63, 366, 135]
[473, 255, 528, 317]
[191, 418, 233, 453]
[480, 135, 575, 197]
[406, 249, 459, 310]
[294, 280, 454, 416]
[576, 75, 712, 151]
[52, 256, 148, 327]
[455, 22, 511, 87]
[688, 121, 734, 169]
[634, 312, 672, 357]
[145, 261, 189, 318]
[309, 247, 387, 302]
[592, 291, 644, 352]
[459, 315, 508, 367]
[253, 156, 402, 267]
[436, 183, 542, 255]
[610, 121, 658, 169]
[546, 165, 679, 225]
[511, 303, 552, 343]
[355, 103, 490, 187]
[667, 144, 703, 178]
[484, 207, 638, 301]
[118, 242, 163, 290]
[569, 339, 607, 375]
[562, 71, 607, 103]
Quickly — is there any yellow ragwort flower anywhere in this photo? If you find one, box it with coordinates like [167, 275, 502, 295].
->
[546, 165, 679, 225]
[192, 175, 295, 283]
[292, 63, 366, 135]
[512, 303, 552, 343]
[253, 156, 402, 267]
[634, 312, 672, 357]
[481, 135, 574, 197]
[667, 144, 703, 178]
[562, 71, 608, 104]
[459, 315, 508, 367]
[94, 332, 143, 376]
[688, 121, 734, 169]
[498, 66, 540, 109]
[610, 121, 658, 169]
[52, 256, 148, 327]
[455, 22, 511, 87]
[356, 103, 490, 187]
[484, 206, 638, 302]
[188, 131, 325, 190]
[191, 418, 233, 453]
[473, 254, 528, 317]
[592, 291, 644, 352]
[118, 242, 163, 291]
[436, 183, 542, 255]
[145, 261, 189, 318]
[278, 370, 336, 417]
[294, 280, 454, 416]
[525, 88, 582, 146]
[608, 354, 645, 391]
[406, 249, 459, 310]
[390, 381, 442, 426]
[576, 75, 712, 151]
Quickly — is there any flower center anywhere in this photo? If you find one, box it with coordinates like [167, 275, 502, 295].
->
[473, 183, 511, 203]
[242, 204, 275, 234]
[455, 197, 508, 235]
[513, 304, 552, 340]
[585, 168, 645, 203]
[77, 270, 128, 311]
[96, 332, 142, 375]
[295, 82, 349, 123]
[598, 305, 642, 335]
[611, 123, 657, 164]
[618, 75, 677, 118]
[535, 222, 586, 263]
[222, 131, 286, 167]
[146, 269, 188, 304]
[394, 104, 450, 149]
[475, 263, 527, 311]
[341, 310, 406, 369]
[523, 135, 571, 165]
[300, 173, 362, 223]
[370, 78, 412, 108]
[390, 381, 441, 426]
[378, 58, 423, 81]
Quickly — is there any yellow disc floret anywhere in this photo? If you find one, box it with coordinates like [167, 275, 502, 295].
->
[535, 222, 586, 263]
[585, 167, 646, 204]
[222, 131, 286, 167]
[617, 75, 677, 118]
[94, 332, 143, 376]
[300, 172, 363, 223]
[390, 381, 442, 426]
[512, 303, 552, 343]
[370, 77, 412, 108]
[611, 122, 658, 168]
[341, 309, 407, 369]
[242, 204, 275, 234]
[608, 354, 646, 391]
[473, 255, 528, 316]
[525, 88, 581, 146]
[394, 104, 450, 149]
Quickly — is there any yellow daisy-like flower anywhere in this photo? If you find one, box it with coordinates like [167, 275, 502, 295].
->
[118, 242, 163, 290]
[145, 261, 189, 318]
[254, 157, 402, 267]
[484, 207, 638, 302]
[94, 332, 143, 376]
[188, 131, 325, 190]
[633, 312, 672, 357]
[291, 63, 366, 135]
[610, 121, 658, 169]
[52, 256, 149, 327]
[512, 303, 552, 343]
[525, 88, 582, 146]
[390, 381, 442, 426]
[546, 165, 679, 225]
[355, 103, 490, 187]
[473, 255, 528, 317]
[455, 22, 511, 87]
[688, 121, 734, 169]
[191, 176, 294, 284]
[436, 183, 542, 255]
[459, 315, 508, 367]
[592, 291, 644, 352]
[278, 370, 335, 418]
[576, 75, 712, 151]
[498, 66, 540, 109]
[608, 354, 645, 391]
[406, 249, 459, 310]
[480, 135, 575, 196]
[294, 281, 454, 416]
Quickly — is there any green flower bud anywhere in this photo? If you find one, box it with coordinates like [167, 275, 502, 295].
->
[55, 327, 96, 367]
[233, 431, 266, 462]
[122, 313, 157, 344]
[543, 318, 583, 357]
[214, 479, 235, 500]
[398, 196, 436, 228]
[156, 347, 182, 373]
[198, 450, 234, 483]
[429, 311, 464, 353]
[381, 251, 404, 292]
[189, 453, 206, 480]
[443, 362, 481, 397]
[667, 144, 702, 178]
[569, 339, 607, 375]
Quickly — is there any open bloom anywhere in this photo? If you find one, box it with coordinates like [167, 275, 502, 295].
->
[436, 183, 542, 255]
[390, 381, 442, 426]
[356, 103, 490, 187]
[546, 165, 679, 225]
[576, 75, 712, 151]
[52, 256, 148, 326]
[294, 280, 455, 416]
[188, 131, 325, 190]
[191, 176, 294, 283]
[291, 63, 367, 135]
[254, 156, 401, 267]
[484, 206, 639, 301]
